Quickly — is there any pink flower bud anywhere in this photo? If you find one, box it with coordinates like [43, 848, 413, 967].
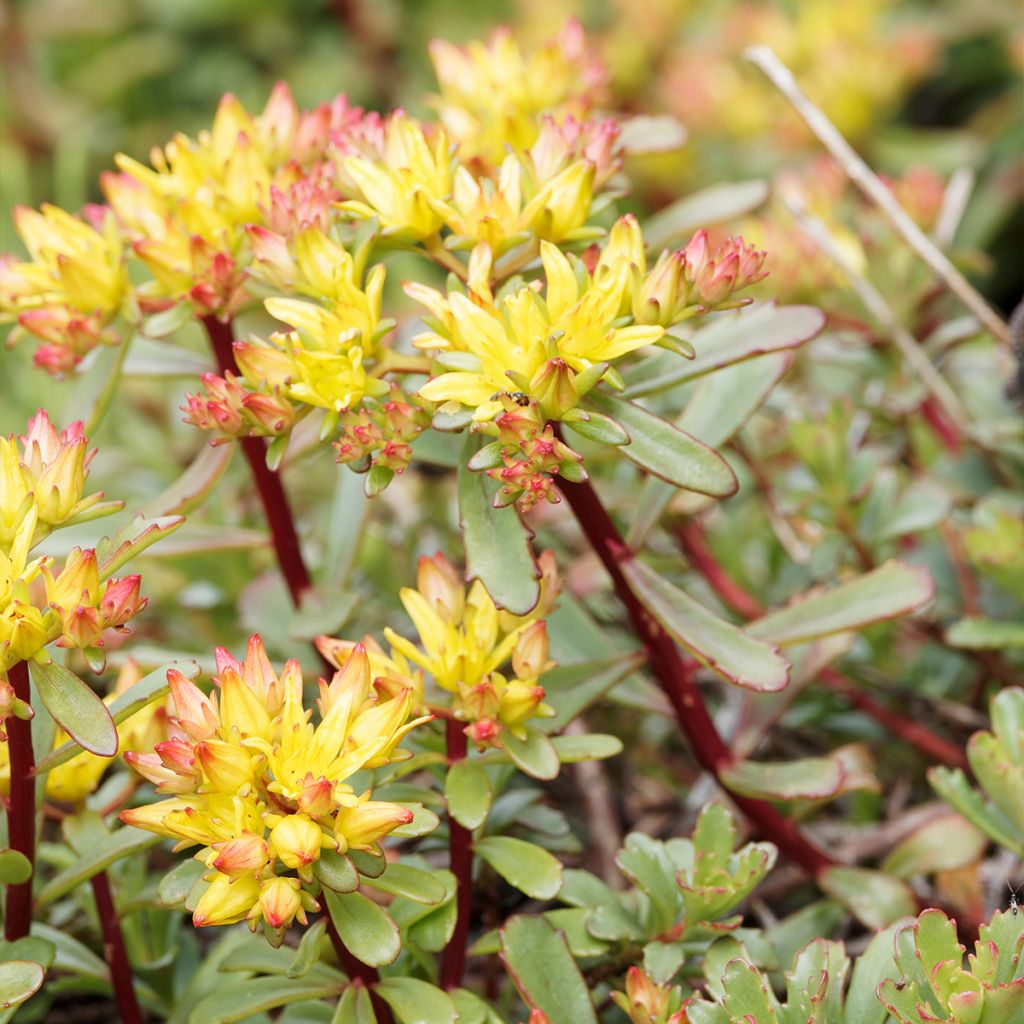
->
[100, 574, 146, 630]
[212, 832, 270, 877]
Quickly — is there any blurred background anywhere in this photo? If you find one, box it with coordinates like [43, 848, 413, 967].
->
[1, 0, 1020, 311]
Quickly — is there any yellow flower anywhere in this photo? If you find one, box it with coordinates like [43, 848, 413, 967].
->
[120, 635, 431, 938]
[413, 235, 662, 421]
[0, 205, 130, 373]
[337, 112, 454, 239]
[320, 552, 559, 746]
[427, 20, 608, 165]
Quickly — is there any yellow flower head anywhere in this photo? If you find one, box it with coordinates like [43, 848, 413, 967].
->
[428, 20, 608, 165]
[121, 634, 430, 941]
[336, 112, 454, 239]
[0, 204, 130, 374]
[319, 551, 559, 746]
[413, 226, 662, 422]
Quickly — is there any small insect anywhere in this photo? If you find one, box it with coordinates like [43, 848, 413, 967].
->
[491, 390, 531, 406]
[1010, 881, 1022, 916]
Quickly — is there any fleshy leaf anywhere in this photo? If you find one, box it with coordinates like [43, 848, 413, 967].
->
[30, 660, 117, 758]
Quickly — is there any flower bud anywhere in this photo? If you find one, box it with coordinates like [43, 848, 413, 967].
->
[512, 621, 552, 680]
[416, 553, 464, 623]
[497, 678, 548, 734]
[168, 669, 220, 740]
[255, 875, 307, 930]
[193, 871, 261, 927]
[100, 574, 146, 631]
[212, 832, 271, 877]
[269, 814, 324, 872]
[55, 603, 104, 650]
[611, 966, 677, 1024]
[0, 678, 34, 741]
[2, 602, 48, 662]
[530, 358, 579, 421]
[334, 798, 412, 853]
[197, 739, 256, 794]
[296, 774, 335, 818]
[45, 547, 100, 616]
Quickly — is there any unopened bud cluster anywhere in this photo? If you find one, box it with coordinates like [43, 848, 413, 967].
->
[611, 967, 685, 1024]
[0, 411, 144, 682]
[318, 551, 559, 750]
[121, 635, 429, 943]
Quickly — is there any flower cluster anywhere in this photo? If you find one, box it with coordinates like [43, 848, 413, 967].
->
[427, 19, 608, 166]
[1, 21, 770, 508]
[121, 635, 429, 941]
[0, 411, 145, 678]
[0, 205, 132, 375]
[319, 552, 559, 749]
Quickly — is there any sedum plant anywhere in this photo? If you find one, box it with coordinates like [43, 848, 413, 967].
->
[0, 13, 1020, 1024]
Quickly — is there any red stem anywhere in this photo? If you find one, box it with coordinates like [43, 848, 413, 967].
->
[559, 476, 834, 878]
[440, 719, 472, 990]
[201, 316, 313, 607]
[920, 395, 962, 455]
[4, 660, 35, 940]
[676, 519, 968, 770]
[90, 871, 142, 1024]
[325, 917, 393, 1024]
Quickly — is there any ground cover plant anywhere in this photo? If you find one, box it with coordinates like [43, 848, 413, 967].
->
[0, 8, 1021, 1024]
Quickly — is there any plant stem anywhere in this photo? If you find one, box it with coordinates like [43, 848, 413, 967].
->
[90, 871, 142, 1024]
[558, 476, 833, 878]
[676, 518, 968, 770]
[201, 316, 314, 608]
[325, 917, 393, 1024]
[4, 660, 35, 941]
[440, 718, 473, 990]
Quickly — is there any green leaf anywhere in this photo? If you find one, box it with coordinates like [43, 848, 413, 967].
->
[30, 660, 117, 757]
[0, 850, 32, 885]
[540, 652, 647, 732]
[720, 959, 780, 1023]
[458, 436, 540, 616]
[0, 961, 45, 1011]
[0, 938, 53, 974]
[122, 334, 212, 377]
[746, 562, 934, 646]
[158, 857, 206, 907]
[627, 352, 792, 547]
[882, 812, 988, 877]
[373, 978, 458, 1024]
[186, 976, 342, 1024]
[287, 919, 327, 979]
[622, 303, 825, 399]
[140, 443, 233, 519]
[390, 802, 440, 838]
[290, 584, 358, 641]
[587, 391, 737, 496]
[562, 410, 630, 446]
[97, 512, 186, 576]
[621, 557, 790, 692]
[945, 618, 1024, 650]
[642, 180, 770, 250]
[500, 915, 597, 1024]
[721, 755, 857, 801]
[140, 302, 193, 339]
[500, 727, 560, 780]
[330, 984, 377, 1024]
[31, 924, 107, 980]
[843, 921, 905, 1024]
[929, 766, 1023, 856]
[38, 659, 199, 773]
[324, 890, 401, 968]
[818, 867, 917, 929]
[474, 836, 562, 900]
[550, 733, 623, 763]
[446, 759, 492, 829]
[313, 850, 360, 894]
[35, 827, 160, 908]
[361, 864, 447, 905]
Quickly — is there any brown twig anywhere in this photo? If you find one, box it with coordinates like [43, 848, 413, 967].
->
[440, 718, 473, 990]
[90, 871, 143, 1024]
[744, 46, 1010, 347]
[558, 474, 834, 878]
[4, 660, 35, 940]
